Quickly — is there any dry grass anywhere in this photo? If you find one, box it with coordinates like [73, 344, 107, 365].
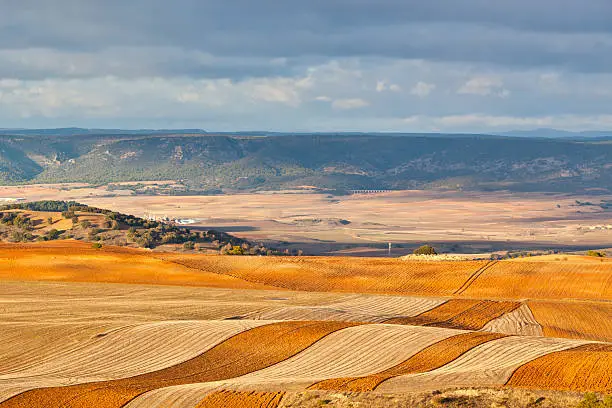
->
[309, 332, 506, 392]
[508, 343, 612, 393]
[195, 390, 285, 408]
[279, 388, 586, 408]
[0, 321, 356, 408]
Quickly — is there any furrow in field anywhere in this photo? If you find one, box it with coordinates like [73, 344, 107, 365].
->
[1, 320, 270, 382]
[230, 324, 460, 388]
[453, 261, 498, 295]
[309, 331, 506, 391]
[385, 299, 520, 331]
[244, 306, 389, 322]
[528, 301, 612, 343]
[0, 323, 118, 374]
[459, 259, 612, 301]
[377, 335, 588, 392]
[384, 299, 480, 326]
[481, 304, 543, 337]
[195, 390, 285, 408]
[124, 383, 223, 408]
[325, 295, 447, 317]
[0, 321, 356, 408]
[245, 295, 445, 323]
[158, 254, 488, 296]
[507, 343, 612, 393]
[428, 300, 521, 330]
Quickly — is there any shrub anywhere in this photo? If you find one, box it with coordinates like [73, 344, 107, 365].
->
[183, 241, 195, 250]
[414, 245, 437, 255]
[92, 242, 103, 249]
[577, 393, 612, 408]
[587, 250, 606, 258]
[46, 229, 61, 240]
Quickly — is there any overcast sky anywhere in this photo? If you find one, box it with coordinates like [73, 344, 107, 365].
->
[1, 0, 611, 132]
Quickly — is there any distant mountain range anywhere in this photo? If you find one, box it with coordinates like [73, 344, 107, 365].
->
[1, 130, 612, 193]
[1, 128, 610, 139]
[497, 128, 612, 139]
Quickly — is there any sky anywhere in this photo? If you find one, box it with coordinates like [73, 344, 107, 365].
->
[1, 0, 612, 133]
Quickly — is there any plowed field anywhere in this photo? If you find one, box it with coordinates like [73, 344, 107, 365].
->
[528, 301, 612, 342]
[309, 331, 506, 391]
[507, 343, 612, 393]
[385, 299, 520, 331]
[195, 390, 285, 408]
[0, 242, 275, 290]
[461, 258, 612, 300]
[158, 254, 488, 296]
[0, 321, 356, 408]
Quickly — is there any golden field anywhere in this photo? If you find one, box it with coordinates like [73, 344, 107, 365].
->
[1, 241, 611, 407]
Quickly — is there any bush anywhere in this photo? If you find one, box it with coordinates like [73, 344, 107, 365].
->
[183, 241, 195, 250]
[46, 229, 61, 240]
[92, 242, 103, 249]
[413, 245, 437, 255]
[577, 393, 612, 408]
[587, 250, 606, 258]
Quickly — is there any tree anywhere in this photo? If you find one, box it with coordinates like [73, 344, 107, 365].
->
[587, 250, 606, 258]
[413, 245, 437, 255]
[46, 229, 61, 240]
[183, 241, 195, 250]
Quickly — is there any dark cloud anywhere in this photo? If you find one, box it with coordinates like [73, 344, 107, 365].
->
[0, 0, 611, 78]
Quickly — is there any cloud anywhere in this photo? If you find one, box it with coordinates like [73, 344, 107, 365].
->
[410, 81, 436, 97]
[1, 2, 612, 130]
[331, 98, 370, 110]
[401, 114, 612, 132]
[376, 80, 401, 92]
[458, 77, 510, 98]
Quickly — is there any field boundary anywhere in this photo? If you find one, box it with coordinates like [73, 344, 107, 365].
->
[453, 261, 498, 295]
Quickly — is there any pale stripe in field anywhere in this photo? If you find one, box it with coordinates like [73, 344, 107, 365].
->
[326, 295, 446, 317]
[125, 383, 224, 408]
[378, 335, 589, 392]
[246, 295, 446, 322]
[480, 304, 544, 337]
[232, 324, 461, 385]
[0, 320, 273, 402]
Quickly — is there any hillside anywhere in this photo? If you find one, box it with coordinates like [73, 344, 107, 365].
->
[1, 242, 611, 407]
[0, 200, 284, 255]
[1, 133, 612, 193]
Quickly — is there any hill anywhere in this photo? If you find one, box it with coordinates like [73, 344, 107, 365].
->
[0, 200, 285, 255]
[1, 132, 612, 193]
[0, 242, 611, 407]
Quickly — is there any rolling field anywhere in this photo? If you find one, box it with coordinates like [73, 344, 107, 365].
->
[1, 241, 611, 407]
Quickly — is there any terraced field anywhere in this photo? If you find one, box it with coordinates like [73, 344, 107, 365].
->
[1, 242, 611, 407]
